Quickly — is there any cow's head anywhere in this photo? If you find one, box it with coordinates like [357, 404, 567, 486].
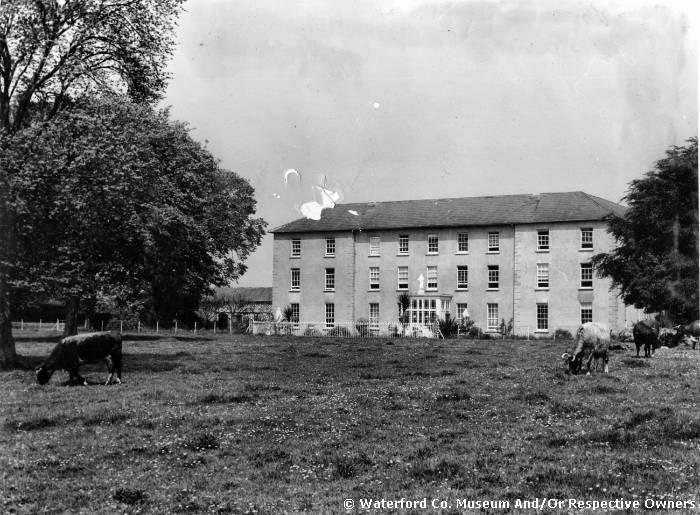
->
[561, 352, 583, 374]
[35, 367, 52, 385]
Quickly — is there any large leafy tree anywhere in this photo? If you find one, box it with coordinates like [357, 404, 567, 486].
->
[592, 137, 698, 323]
[0, 0, 184, 368]
[3, 99, 266, 335]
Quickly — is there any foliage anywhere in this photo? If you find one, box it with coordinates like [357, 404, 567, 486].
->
[499, 318, 513, 337]
[327, 326, 352, 337]
[3, 99, 267, 325]
[355, 318, 370, 337]
[592, 138, 698, 323]
[554, 328, 573, 340]
[438, 318, 459, 338]
[282, 305, 295, 323]
[397, 293, 411, 324]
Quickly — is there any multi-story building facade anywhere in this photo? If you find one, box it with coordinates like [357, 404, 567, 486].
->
[271, 192, 634, 335]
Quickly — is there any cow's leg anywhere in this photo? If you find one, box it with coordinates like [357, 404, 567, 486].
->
[104, 356, 114, 385]
[69, 367, 87, 386]
[112, 352, 122, 385]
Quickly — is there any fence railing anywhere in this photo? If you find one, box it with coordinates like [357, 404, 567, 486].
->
[11, 320, 65, 332]
[251, 321, 442, 338]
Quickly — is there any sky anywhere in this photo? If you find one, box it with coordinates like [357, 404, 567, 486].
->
[163, 0, 698, 287]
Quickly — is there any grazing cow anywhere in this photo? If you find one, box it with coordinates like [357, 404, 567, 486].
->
[36, 332, 122, 386]
[673, 321, 700, 350]
[632, 320, 660, 358]
[561, 322, 610, 375]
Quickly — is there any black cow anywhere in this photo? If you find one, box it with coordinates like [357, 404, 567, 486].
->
[36, 332, 122, 386]
[632, 320, 660, 358]
[673, 321, 700, 350]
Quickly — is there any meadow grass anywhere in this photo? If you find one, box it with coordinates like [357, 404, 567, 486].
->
[1, 334, 698, 514]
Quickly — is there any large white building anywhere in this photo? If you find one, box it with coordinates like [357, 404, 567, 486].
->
[271, 191, 636, 336]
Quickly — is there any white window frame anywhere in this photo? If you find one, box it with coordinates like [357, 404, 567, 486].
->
[290, 303, 300, 328]
[426, 266, 438, 290]
[580, 263, 593, 288]
[537, 230, 549, 251]
[369, 267, 380, 290]
[290, 268, 300, 291]
[487, 303, 498, 331]
[324, 268, 335, 291]
[325, 237, 336, 256]
[291, 239, 301, 257]
[536, 303, 548, 331]
[369, 236, 380, 256]
[581, 228, 593, 250]
[536, 263, 549, 289]
[456, 303, 469, 323]
[488, 232, 500, 252]
[427, 234, 439, 254]
[487, 265, 499, 289]
[325, 303, 335, 328]
[369, 303, 379, 331]
[457, 266, 468, 290]
[580, 303, 593, 324]
[397, 266, 408, 290]
[457, 232, 469, 253]
[398, 234, 409, 255]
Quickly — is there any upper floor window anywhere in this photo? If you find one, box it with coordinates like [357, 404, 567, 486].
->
[580, 228, 593, 250]
[398, 234, 409, 255]
[397, 267, 409, 290]
[291, 239, 301, 257]
[488, 232, 500, 252]
[427, 234, 439, 254]
[488, 265, 499, 289]
[426, 266, 438, 290]
[457, 266, 468, 289]
[580, 263, 593, 288]
[290, 268, 300, 291]
[324, 268, 335, 291]
[369, 267, 380, 290]
[580, 303, 593, 324]
[536, 263, 549, 289]
[457, 232, 469, 253]
[369, 236, 380, 256]
[537, 230, 549, 251]
[325, 237, 336, 256]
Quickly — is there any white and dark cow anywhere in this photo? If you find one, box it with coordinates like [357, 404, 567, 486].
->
[36, 332, 122, 386]
[632, 319, 660, 358]
[562, 322, 610, 375]
[673, 321, 700, 350]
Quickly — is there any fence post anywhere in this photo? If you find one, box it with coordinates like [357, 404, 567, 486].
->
[194, 321, 197, 334]
[138, 321, 141, 334]
[39, 319, 42, 330]
[20, 320, 23, 331]
[84, 319, 88, 330]
[213, 323, 216, 335]
[156, 320, 159, 334]
[56, 318, 60, 331]
[101, 320, 104, 332]
[120, 320, 123, 334]
[229, 317, 232, 335]
[175, 320, 178, 334]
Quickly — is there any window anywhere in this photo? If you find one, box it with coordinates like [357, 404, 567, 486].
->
[369, 303, 379, 331]
[397, 266, 408, 290]
[537, 303, 548, 331]
[427, 266, 438, 290]
[290, 268, 300, 291]
[456, 303, 469, 323]
[537, 230, 549, 251]
[581, 228, 593, 249]
[536, 263, 549, 289]
[324, 268, 335, 291]
[581, 303, 593, 324]
[369, 267, 380, 290]
[325, 303, 335, 328]
[369, 236, 380, 256]
[488, 265, 499, 289]
[290, 303, 300, 328]
[428, 234, 439, 254]
[291, 239, 301, 257]
[411, 298, 437, 325]
[488, 232, 500, 252]
[580, 263, 593, 288]
[398, 234, 409, 255]
[325, 237, 336, 256]
[487, 303, 498, 331]
[458, 232, 469, 252]
[457, 266, 468, 289]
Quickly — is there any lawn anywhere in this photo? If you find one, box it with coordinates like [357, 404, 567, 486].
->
[1, 334, 699, 514]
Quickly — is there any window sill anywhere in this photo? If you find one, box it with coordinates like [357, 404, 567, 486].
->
[289, 290, 300, 293]
[456, 251, 469, 255]
[368, 289, 381, 292]
[426, 253, 439, 256]
[535, 249, 550, 253]
[324, 254, 336, 258]
[579, 248, 594, 252]
[397, 253, 409, 257]
[426, 288, 438, 292]
[487, 251, 500, 254]
[534, 330, 549, 333]
[579, 287, 593, 290]
[487, 288, 500, 291]
[455, 288, 468, 291]
[323, 290, 335, 293]
[290, 255, 301, 259]
[535, 287, 549, 291]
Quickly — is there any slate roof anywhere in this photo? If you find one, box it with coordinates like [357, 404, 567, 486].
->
[271, 191, 626, 234]
[213, 287, 272, 303]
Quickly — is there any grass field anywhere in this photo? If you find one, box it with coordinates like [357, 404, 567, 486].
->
[1, 334, 699, 514]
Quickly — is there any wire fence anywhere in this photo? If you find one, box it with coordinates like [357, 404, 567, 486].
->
[251, 321, 442, 338]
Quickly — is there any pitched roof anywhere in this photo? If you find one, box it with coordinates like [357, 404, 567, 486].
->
[271, 191, 626, 233]
[212, 286, 272, 303]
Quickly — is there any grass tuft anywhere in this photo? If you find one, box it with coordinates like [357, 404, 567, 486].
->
[113, 487, 147, 505]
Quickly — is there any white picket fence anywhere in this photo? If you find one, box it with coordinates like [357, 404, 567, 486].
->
[11, 320, 65, 332]
[251, 321, 441, 338]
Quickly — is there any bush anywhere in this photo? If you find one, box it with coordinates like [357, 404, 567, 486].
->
[438, 318, 459, 338]
[327, 325, 351, 337]
[554, 328, 573, 340]
[303, 327, 323, 337]
[467, 325, 482, 338]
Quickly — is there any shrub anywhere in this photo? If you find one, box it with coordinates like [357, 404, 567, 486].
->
[438, 318, 459, 338]
[303, 327, 323, 337]
[467, 325, 482, 338]
[554, 328, 573, 340]
[327, 325, 351, 337]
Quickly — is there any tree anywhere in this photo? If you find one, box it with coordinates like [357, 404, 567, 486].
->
[0, 0, 184, 368]
[3, 98, 266, 339]
[592, 138, 698, 323]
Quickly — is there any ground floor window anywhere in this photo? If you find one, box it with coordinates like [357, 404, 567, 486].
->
[456, 303, 469, 324]
[411, 298, 437, 325]
[537, 303, 548, 331]
[581, 303, 593, 324]
[325, 303, 334, 328]
[487, 303, 498, 331]
[290, 303, 299, 328]
[369, 303, 379, 331]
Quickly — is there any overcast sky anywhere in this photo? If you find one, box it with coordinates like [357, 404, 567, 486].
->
[163, 0, 698, 287]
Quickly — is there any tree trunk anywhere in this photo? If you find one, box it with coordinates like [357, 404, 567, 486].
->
[0, 273, 17, 370]
[63, 295, 80, 336]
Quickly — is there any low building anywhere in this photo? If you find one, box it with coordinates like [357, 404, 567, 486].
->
[271, 191, 636, 336]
